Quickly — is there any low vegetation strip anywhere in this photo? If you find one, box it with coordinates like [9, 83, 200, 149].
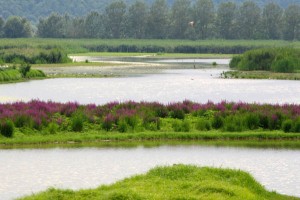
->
[19, 164, 299, 200]
[0, 101, 300, 144]
[0, 39, 299, 54]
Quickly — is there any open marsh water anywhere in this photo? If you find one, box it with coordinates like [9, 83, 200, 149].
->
[0, 145, 299, 199]
[0, 68, 299, 104]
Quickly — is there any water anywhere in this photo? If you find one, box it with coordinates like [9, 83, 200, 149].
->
[0, 145, 299, 200]
[0, 69, 299, 104]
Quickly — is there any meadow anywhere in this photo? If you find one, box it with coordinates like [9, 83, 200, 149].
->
[19, 164, 299, 200]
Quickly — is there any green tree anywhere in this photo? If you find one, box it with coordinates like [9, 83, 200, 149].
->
[193, 0, 215, 39]
[237, 1, 261, 39]
[105, 1, 127, 38]
[69, 17, 86, 38]
[3, 16, 32, 38]
[0, 17, 4, 37]
[84, 11, 105, 38]
[146, 0, 169, 39]
[37, 13, 64, 38]
[283, 4, 300, 40]
[216, 2, 238, 39]
[170, 0, 192, 39]
[262, 3, 283, 39]
[127, 1, 148, 39]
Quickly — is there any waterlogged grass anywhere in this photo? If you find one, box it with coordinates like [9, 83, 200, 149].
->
[32, 62, 123, 68]
[221, 70, 300, 80]
[19, 164, 299, 200]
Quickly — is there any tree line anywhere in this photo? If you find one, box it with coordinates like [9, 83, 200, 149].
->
[0, 0, 299, 40]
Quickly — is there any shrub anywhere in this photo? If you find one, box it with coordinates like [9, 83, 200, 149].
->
[212, 115, 224, 129]
[172, 120, 190, 132]
[47, 122, 59, 134]
[293, 118, 300, 133]
[282, 119, 293, 133]
[229, 55, 242, 69]
[195, 118, 211, 131]
[19, 63, 31, 77]
[118, 119, 129, 133]
[143, 116, 161, 131]
[0, 120, 14, 138]
[223, 116, 244, 132]
[71, 113, 84, 132]
[271, 57, 296, 73]
[245, 113, 260, 130]
[170, 109, 185, 119]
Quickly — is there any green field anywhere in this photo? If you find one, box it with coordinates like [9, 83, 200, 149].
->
[19, 164, 299, 200]
[0, 38, 299, 54]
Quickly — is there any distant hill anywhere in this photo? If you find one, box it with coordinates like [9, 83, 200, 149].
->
[0, 0, 298, 23]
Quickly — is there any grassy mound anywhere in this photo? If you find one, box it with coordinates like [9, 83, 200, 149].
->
[19, 165, 298, 200]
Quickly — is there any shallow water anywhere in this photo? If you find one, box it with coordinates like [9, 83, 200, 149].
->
[0, 69, 299, 104]
[0, 145, 299, 200]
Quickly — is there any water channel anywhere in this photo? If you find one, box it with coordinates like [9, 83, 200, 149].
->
[0, 69, 300, 104]
[0, 145, 299, 200]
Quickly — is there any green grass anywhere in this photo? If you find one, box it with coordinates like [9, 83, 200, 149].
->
[0, 38, 299, 54]
[18, 164, 299, 200]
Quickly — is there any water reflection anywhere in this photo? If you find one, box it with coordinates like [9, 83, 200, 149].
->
[0, 145, 299, 199]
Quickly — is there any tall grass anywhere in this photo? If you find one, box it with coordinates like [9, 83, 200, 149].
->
[1, 100, 300, 136]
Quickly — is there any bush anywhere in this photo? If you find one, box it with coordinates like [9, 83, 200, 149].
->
[293, 118, 300, 133]
[118, 119, 129, 133]
[282, 119, 293, 133]
[19, 63, 31, 77]
[172, 120, 190, 132]
[212, 115, 224, 129]
[271, 57, 296, 73]
[71, 113, 84, 132]
[1, 120, 14, 138]
[47, 122, 59, 134]
[195, 118, 211, 131]
[170, 109, 185, 119]
[245, 113, 260, 130]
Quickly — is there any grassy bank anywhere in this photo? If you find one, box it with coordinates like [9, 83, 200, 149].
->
[19, 164, 299, 200]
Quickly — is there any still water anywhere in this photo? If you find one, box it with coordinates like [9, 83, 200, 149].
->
[0, 145, 299, 199]
[0, 69, 299, 104]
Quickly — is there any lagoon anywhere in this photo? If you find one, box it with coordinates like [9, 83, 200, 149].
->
[0, 145, 299, 200]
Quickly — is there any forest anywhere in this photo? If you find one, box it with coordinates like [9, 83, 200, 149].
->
[0, 0, 299, 40]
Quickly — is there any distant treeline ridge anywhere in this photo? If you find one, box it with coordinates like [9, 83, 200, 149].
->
[0, 0, 299, 40]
